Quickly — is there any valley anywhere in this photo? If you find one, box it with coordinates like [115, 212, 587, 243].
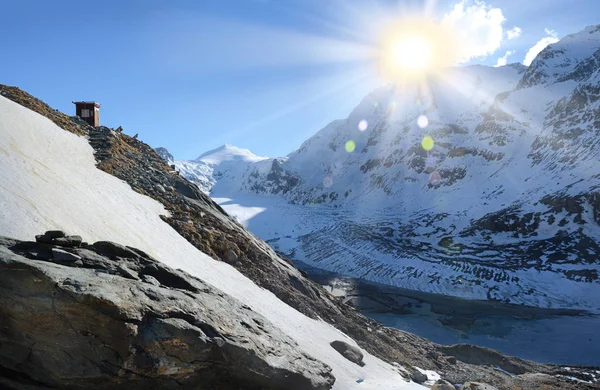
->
[299, 262, 600, 367]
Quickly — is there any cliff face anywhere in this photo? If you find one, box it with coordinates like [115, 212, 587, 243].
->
[0, 84, 598, 389]
[0, 234, 334, 390]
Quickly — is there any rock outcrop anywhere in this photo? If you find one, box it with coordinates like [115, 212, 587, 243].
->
[329, 340, 365, 367]
[0, 235, 335, 390]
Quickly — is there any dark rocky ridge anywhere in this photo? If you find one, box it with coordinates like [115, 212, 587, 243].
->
[0, 234, 335, 390]
[1, 84, 598, 389]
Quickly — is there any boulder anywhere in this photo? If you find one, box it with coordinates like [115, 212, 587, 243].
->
[44, 230, 66, 239]
[432, 379, 456, 390]
[92, 241, 144, 260]
[0, 235, 335, 390]
[461, 382, 498, 390]
[52, 235, 82, 247]
[330, 340, 365, 367]
[51, 248, 81, 262]
[34, 234, 54, 244]
[225, 248, 239, 263]
[410, 369, 428, 384]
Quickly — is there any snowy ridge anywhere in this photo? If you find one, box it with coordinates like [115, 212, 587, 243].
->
[196, 143, 268, 164]
[0, 95, 426, 389]
[518, 24, 600, 88]
[166, 144, 269, 194]
[176, 25, 600, 313]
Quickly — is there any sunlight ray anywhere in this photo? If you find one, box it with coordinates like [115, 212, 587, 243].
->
[208, 67, 377, 147]
[154, 16, 378, 72]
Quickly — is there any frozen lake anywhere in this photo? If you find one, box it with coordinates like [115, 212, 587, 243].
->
[299, 262, 600, 367]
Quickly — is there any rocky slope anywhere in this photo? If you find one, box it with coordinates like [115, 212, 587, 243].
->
[170, 25, 600, 313]
[1, 80, 599, 389]
[0, 233, 334, 390]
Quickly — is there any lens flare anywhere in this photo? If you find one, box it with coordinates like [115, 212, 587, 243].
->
[345, 140, 356, 153]
[417, 115, 429, 128]
[421, 136, 434, 151]
[358, 119, 368, 132]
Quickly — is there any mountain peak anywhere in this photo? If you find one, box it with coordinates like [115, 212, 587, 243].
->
[196, 144, 268, 165]
[154, 147, 174, 165]
[517, 24, 600, 88]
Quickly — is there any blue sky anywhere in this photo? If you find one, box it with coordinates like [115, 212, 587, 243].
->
[1, 0, 598, 159]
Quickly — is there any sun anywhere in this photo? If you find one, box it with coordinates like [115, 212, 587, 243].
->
[377, 18, 462, 81]
[392, 35, 434, 71]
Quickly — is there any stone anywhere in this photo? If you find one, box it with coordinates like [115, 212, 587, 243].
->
[155, 184, 166, 193]
[141, 263, 200, 293]
[117, 264, 140, 280]
[432, 379, 456, 390]
[92, 241, 142, 259]
[410, 369, 428, 384]
[44, 230, 66, 239]
[225, 249, 239, 263]
[0, 235, 336, 390]
[330, 340, 365, 367]
[51, 248, 82, 262]
[447, 356, 457, 365]
[141, 274, 161, 286]
[35, 234, 53, 244]
[53, 235, 82, 247]
[461, 382, 498, 390]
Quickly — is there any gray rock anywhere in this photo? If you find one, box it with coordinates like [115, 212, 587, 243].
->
[0, 235, 336, 390]
[410, 369, 428, 384]
[461, 382, 498, 390]
[155, 184, 166, 193]
[51, 248, 81, 262]
[117, 264, 140, 280]
[432, 379, 456, 390]
[35, 234, 53, 244]
[44, 230, 66, 239]
[92, 241, 143, 260]
[330, 340, 365, 367]
[141, 274, 161, 286]
[226, 248, 239, 263]
[53, 235, 82, 247]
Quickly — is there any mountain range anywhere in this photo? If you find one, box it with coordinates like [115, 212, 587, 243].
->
[165, 24, 600, 313]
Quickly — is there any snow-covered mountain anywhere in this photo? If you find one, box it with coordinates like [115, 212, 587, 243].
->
[171, 25, 600, 312]
[162, 144, 268, 193]
[154, 146, 174, 164]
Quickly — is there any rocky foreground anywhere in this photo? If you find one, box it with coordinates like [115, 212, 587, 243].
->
[1, 233, 598, 390]
[0, 232, 335, 390]
[0, 84, 598, 389]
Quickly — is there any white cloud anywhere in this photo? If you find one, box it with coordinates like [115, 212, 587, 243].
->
[523, 29, 559, 66]
[506, 26, 522, 39]
[442, 0, 507, 62]
[495, 50, 514, 67]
